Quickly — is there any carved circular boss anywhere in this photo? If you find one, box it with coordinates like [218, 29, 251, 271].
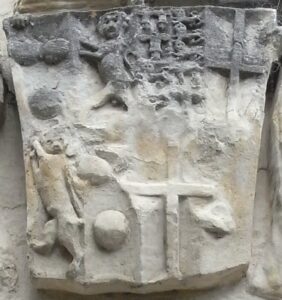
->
[93, 210, 130, 252]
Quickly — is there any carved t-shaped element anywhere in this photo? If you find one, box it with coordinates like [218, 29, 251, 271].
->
[120, 143, 216, 279]
[206, 9, 265, 118]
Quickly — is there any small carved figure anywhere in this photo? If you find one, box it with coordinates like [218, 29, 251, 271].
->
[136, 59, 171, 86]
[80, 12, 133, 90]
[149, 35, 163, 60]
[173, 21, 187, 36]
[137, 60, 155, 75]
[181, 11, 204, 30]
[9, 14, 31, 30]
[162, 40, 174, 57]
[182, 29, 204, 46]
[173, 40, 203, 62]
[174, 39, 187, 54]
[149, 94, 170, 110]
[157, 15, 169, 33]
[80, 39, 133, 89]
[140, 15, 152, 35]
[30, 137, 84, 279]
[97, 11, 128, 40]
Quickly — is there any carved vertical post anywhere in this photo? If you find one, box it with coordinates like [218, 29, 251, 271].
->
[227, 9, 245, 119]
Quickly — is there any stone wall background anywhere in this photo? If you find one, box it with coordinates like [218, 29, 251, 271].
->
[0, 1, 274, 299]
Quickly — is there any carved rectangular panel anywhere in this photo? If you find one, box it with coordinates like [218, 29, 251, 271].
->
[4, 5, 278, 295]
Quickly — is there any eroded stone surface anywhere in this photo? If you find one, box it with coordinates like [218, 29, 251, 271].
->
[0, 249, 18, 294]
[3, 5, 280, 295]
[248, 70, 282, 300]
[93, 210, 130, 251]
[28, 88, 62, 120]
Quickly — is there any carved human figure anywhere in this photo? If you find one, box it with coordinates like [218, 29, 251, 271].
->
[173, 21, 203, 44]
[157, 15, 169, 33]
[173, 21, 187, 36]
[135, 59, 171, 86]
[80, 11, 133, 90]
[149, 35, 163, 60]
[174, 40, 187, 54]
[182, 11, 204, 30]
[79, 12, 135, 114]
[140, 16, 152, 35]
[190, 31, 204, 46]
[173, 39, 203, 62]
[29, 137, 84, 279]
[9, 14, 31, 30]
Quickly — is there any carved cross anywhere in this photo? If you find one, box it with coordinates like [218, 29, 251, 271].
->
[138, 32, 170, 60]
[206, 9, 265, 117]
[120, 143, 215, 278]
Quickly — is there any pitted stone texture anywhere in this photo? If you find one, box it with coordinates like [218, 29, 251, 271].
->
[3, 5, 279, 296]
[248, 71, 282, 300]
[39, 39, 70, 65]
[28, 88, 62, 120]
[0, 252, 18, 293]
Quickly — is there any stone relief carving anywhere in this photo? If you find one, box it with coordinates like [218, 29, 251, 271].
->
[29, 136, 84, 278]
[248, 67, 282, 299]
[3, 5, 280, 295]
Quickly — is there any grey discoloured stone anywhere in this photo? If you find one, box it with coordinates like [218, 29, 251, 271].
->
[9, 40, 40, 66]
[28, 89, 62, 120]
[3, 3, 281, 296]
[0, 56, 14, 129]
[4, 15, 71, 67]
[40, 39, 70, 65]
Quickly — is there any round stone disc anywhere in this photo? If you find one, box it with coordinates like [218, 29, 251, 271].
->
[93, 210, 129, 252]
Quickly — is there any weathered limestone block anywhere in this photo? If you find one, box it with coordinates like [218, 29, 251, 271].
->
[248, 70, 282, 299]
[3, 4, 279, 295]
